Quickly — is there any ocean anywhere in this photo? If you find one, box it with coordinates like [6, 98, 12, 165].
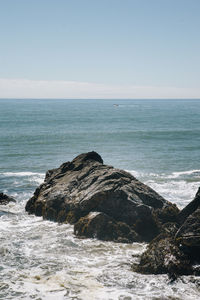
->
[0, 98, 200, 299]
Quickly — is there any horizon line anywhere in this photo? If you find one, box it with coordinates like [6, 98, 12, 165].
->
[1, 97, 200, 100]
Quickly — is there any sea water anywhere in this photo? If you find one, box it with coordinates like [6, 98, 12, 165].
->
[0, 99, 200, 299]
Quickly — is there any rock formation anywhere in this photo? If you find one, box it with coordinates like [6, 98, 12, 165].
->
[0, 193, 16, 205]
[25, 151, 179, 243]
[134, 187, 200, 278]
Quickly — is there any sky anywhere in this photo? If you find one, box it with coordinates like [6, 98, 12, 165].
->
[0, 0, 200, 99]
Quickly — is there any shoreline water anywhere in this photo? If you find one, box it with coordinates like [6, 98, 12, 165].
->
[1, 169, 200, 299]
[1, 99, 200, 299]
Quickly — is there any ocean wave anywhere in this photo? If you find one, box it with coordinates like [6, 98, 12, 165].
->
[129, 169, 200, 180]
[0, 172, 45, 203]
[165, 170, 200, 179]
[128, 169, 200, 209]
[1, 172, 45, 177]
[0, 172, 45, 186]
[126, 170, 141, 178]
[146, 180, 199, 208]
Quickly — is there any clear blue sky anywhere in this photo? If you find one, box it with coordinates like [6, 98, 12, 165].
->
[0, 0, 200, 98]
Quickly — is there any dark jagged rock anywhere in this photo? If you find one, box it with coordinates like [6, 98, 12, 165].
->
[135, 187, 200, 277]
[25, 151, 179, 243]
[74, 211, 139, 243]
[178, 187, 200, 224]
[176, 207, 200, 261]
[0, 193, 16, 205]
[133, 223, 192, 277]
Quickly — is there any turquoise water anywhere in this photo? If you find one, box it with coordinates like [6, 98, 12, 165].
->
[1, 99, 200, 207]
[1, 99, 200, 299]
[1, 98, 200, 173]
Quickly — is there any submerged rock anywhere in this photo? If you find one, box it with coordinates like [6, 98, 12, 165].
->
[0, 193, 16, 205]
[25, 151, 179, 243]
[135, 187, 200, 277]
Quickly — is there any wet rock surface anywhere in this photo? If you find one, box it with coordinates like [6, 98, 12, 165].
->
[74, 211, 140, 243]
[0, 193, 16, 205]
[135, 187, 200, 277]
[25, 151, 178, 243]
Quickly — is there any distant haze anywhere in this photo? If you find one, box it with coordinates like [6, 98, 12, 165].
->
[0, 78, 200, 99]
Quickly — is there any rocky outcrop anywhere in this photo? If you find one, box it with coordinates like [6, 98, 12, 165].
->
[177, 187, 200, 224]
[174, 188, 200, 262]
[0, 193, 16, 205]
[25, 151, 179, 243]
[74, 211, 140, 243]
[134, 187, 200, 278]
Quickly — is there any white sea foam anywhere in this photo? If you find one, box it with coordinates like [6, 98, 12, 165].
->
[126, 169, 142, 178]
[166, 169, 200, 179]
[129, 169, 200, 180]
[146, 180, 199, 208]
[129, 169, 200, 209]
[0, 171, 45, 187]
[1, 168, 200, 299]
[1, 171, 45, 177]
[2, 209, 200, 300]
